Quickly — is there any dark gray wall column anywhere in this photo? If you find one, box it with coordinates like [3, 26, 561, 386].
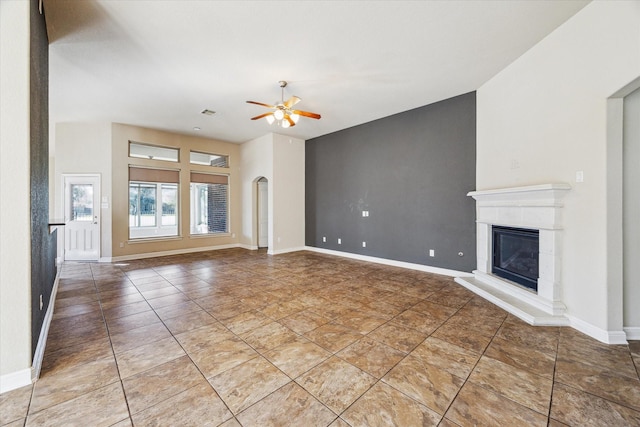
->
[306, 92, 476, 272]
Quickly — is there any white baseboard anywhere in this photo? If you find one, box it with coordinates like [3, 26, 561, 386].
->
[111, 243, 242, 262]
[0, 368, 32, 394]
[304, 246, 473, 278]
[567, 314, 628, 344]
[31, 268, 61, 382]
[271, 246, 307, 256]
[623, 326, 640, 340]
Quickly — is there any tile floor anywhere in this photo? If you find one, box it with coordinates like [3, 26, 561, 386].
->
[1, 248, 640, 426]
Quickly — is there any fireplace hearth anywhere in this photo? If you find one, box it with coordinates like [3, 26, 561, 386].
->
[455, 184, 571, 325]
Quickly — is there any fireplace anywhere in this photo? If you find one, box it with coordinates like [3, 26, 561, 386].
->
[492, 226, 539, 291]
[455, 184, 571, 325]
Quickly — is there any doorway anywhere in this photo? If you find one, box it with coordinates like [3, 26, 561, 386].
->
[257, 178, 268, 248]
[63, 174, 101, 261]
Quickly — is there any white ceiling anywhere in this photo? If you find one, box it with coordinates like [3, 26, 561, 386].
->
[43, 0, 589, 144]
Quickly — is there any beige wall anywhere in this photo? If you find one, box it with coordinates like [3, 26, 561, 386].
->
[272, 133, 305, 253]
[477, 1, 640, 339]
[111, 123, 242, 259]
[0, 0, 32, 385]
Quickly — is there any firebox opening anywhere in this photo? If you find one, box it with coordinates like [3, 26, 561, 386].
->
[492, 226, 539, 292]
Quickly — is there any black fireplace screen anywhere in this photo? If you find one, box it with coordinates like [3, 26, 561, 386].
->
[492, 226, 539, 291]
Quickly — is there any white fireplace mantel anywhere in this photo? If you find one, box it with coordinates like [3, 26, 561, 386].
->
[456, 183, 571, 325]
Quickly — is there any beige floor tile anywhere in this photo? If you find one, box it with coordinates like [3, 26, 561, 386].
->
[296, 356, 376, 414]
[430, 321, 493, 353]
[105, 310, 161, 335]
[550, 382, 640, 426]
[26, 382, 128, 427]
[131, 383, 233, 427]
[367, 322, 427, 353]
[110, 322, 172, 354]
[333, 311, 388, 335]
[555, 359, 640, 411]
[236, 382, 336, 427]
[485, 336, 556, 379]
[468, 356, 553, 414]
[342, 382, 442, 427]
[263, 335, 332, 378]
[175, 322, 236, 354]
[382, 353, 464, 415]
[208, 356, 290, 414]
[304, 322, 364, 353]
[445, 382, 548, 427]
[279, 310, 332, 334]
[115, 336, 185, 378]
[41, 336, 113, 375]
[26, 250, 640, 427]
[189, 336, 259, 378]
[223, 310, 273, 335]
[337, 337, 405, 378]
[409, 337, 480, 380]
[0, 384, 32, 425]
[153, 300, 203, 320]
[162, 309, 217, 335]
[122, 355, 204, 414]
[239, 321, 299, 353]
[30, 356, 119, 414]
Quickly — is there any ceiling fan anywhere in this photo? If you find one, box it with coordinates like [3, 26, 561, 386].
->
[247, 81, 321, 128]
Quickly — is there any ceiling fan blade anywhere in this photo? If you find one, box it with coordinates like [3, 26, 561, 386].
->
[292, 109, 321, 120]
[246, 100, 276, 108]
[284, 96, 301, 109]
[250, 112, 274, 120]
[285, 115, 296, 127]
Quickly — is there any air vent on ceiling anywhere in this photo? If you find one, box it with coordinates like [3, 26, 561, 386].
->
[201, 109, 216, 116]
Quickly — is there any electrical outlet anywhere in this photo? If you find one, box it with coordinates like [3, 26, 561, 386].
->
[429, 249, 435, 257]
[322, 236, 326, 242]
[362, 241, 366, 248]
[39, 294, 43, 310]
[338, 238, 342, 245]
[119, 242, 124, 248]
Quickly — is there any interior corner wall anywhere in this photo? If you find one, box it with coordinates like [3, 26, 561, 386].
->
[306, 92, 477, 271]
[624, 87, 640, 331]
[0, 0, 32, 383]
[476, 1, 640, 337]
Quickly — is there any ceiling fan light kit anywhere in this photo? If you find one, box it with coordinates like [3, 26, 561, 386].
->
[247, 81, 321, 128]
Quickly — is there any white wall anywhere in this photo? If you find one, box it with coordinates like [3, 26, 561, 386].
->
[624, 87, 640, 334]
[239, 133, 305, 254]
[240, 134, 273, 249]
[53, 122, 113, 259]
[0, 0, 32, 389]
[272, 134, 305, 253]
[477, 1, 640, 340]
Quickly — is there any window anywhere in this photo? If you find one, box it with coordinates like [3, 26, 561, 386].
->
[190, 173, 229, 235]
[129, 167, 179, 239]
[190, 150, 229, 168]
[129, 141, 179, 162]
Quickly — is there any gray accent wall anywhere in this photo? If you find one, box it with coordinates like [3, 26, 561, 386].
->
[306, 92, 476, 272]
[31, 0, 57, 357]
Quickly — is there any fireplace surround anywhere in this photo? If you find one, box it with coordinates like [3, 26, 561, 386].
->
[456, 183, 571, 325]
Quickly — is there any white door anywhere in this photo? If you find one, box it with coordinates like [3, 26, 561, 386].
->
[257, 180, 268, 248]
[64, 175, 100, 261]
